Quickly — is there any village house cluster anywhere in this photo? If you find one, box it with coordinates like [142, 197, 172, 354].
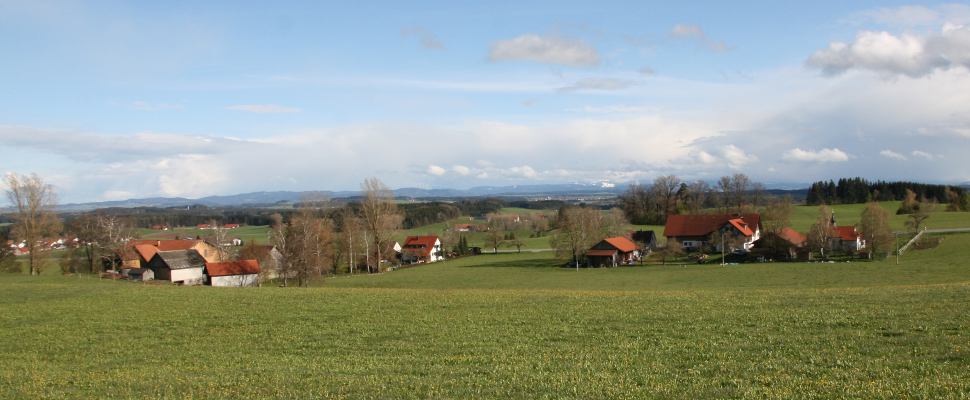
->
[104, 238, 264, 286]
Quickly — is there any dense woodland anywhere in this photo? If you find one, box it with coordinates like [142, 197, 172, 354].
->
[805, 178, 964, 205]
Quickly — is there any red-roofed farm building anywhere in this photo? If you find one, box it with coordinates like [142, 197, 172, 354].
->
[204, 260, 260, 287]
[401, 235, 444, 264]
[831, 226, 865, 252]
[664, 213, 762, 252]
[587, 237, 641, 267]
[121, 239, 222, 270]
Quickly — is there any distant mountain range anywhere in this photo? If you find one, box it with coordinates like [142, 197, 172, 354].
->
[3, 181, 962, 213]
[49, 183, 635, 212]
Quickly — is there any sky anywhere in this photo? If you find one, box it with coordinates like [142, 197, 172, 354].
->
[2, 1, 970, 203]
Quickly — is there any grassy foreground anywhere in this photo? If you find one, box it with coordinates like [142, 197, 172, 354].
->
[2, 237, 969, 398]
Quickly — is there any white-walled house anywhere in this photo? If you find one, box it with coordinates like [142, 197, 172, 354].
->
[146, 249, 205, 285]
[204, 259, 260, 287]
[401, 235, 444, 264]
[664, 213, 762, 252]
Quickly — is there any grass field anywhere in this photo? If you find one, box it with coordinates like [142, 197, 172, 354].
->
[138, 225, 272, 245]
[2, 228, 969, 398]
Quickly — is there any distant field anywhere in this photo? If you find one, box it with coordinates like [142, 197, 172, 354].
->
[1, 232, 968, 398]
[139, 225, 271, 244]
[790, 201, 970, 232]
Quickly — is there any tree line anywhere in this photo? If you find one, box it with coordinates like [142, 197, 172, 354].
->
[618, 173, 767, 225]
[806, 178, 966, 206]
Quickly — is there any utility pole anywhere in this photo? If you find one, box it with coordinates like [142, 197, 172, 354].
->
[721, 233, 726, 266]
[895, 232, 899, 265]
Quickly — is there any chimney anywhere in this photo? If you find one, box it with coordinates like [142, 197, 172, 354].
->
[156, 240, 161, 247]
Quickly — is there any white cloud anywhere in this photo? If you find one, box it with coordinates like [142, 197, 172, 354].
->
[489, 34, 599, 66]
[697, 150, 718, 164]
[426, 164, 446, 176]
[401, 26, 444, 49]
[452, 165, 470, 176]
[782, 148, 850, 163]
[807, 25, 970, 77]
[911, 150, 942, 160]
[505, 165, 538, 178]
[226, 104, 302, 113]
[722, 145, 755, 169]
[639, 66, 655, 76]
[670, 24, 730, 52]
[880, 149, 907, 160]
[559, 78, 638, 92]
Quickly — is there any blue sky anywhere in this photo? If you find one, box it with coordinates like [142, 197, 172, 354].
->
[2, 1, 970, 202]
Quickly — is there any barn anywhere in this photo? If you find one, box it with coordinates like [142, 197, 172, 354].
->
[586, 237, 640, 267]
[204, 260, 260, 287]
[127, 268, 155, 281]
[147, 249, 206, 285]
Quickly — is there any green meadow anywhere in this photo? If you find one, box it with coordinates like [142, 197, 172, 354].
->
[2, 233, 969, 398]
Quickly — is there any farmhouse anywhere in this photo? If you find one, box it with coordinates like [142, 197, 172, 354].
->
[754, 227, 808, 260]
[146, 249, 206, 285]
[204, 259, 260, 287]
[454, 224, 472, 232]
[831, 226, 865, 252]
[586, 237, 640, 267]
[401, 235, 444, 264]
[664, 213, 762, 252]
[123, 239, 222, 269]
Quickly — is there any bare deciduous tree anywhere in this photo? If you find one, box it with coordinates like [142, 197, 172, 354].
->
[906, 201, 933, 232]
[808, 206, 833, 259]
[268, 213, 293, 286]
[651, 175, 681, 222]
[761, 196, 793, 235]
[360, 178, 402, 273]
[602, 208, 629, 237]
[717, 176, 733, 213]
[286, 208, 334, 287]
[68, 213, 136, 273]
[730, 173, 751, 213]
[860, 202, 893, 259]
[484, 222, 505, 254]
[5, 173, 61, 275]
[334, 209, 365, 274]
[551, 207, 603, 269]
[684, 180, 710, 214]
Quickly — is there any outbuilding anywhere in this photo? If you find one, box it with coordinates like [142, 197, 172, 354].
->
[127, 268, 155, 281]
[204, 259, 260, 287]
[586, 237, 641, 267]
[147, 249, 206, 285]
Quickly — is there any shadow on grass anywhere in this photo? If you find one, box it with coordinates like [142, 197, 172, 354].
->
[459, 255, 561, 269]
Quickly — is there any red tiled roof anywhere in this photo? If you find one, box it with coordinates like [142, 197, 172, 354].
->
[832, 226, 860, 241]
[223, 223, 240, 229]
[602, 237, 638, 253]
[402, 235, 440, 257]
[727, 218, 755, 237]
[664, 214, 761, 237]
[778, 227, 807, 246]
[205, 259, 260, 277]
[128, 239, 203, 262]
